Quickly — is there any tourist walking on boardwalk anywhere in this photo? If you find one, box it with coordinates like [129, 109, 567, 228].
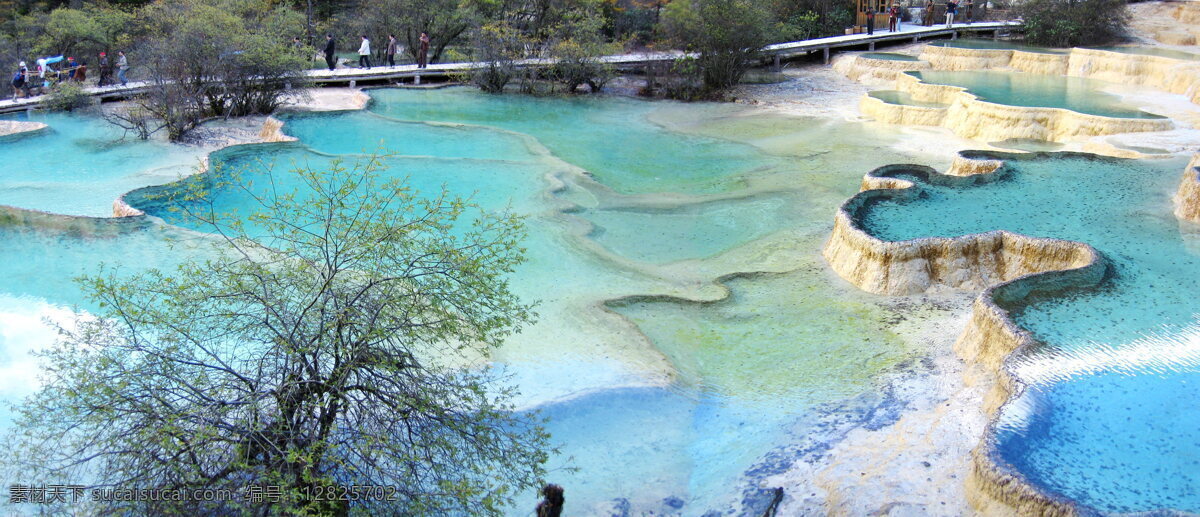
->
[97, 52, 111, 86]
[889, 3, 900, 31]
[66, 57, 78, 81]
[965, 0, 974, 22]
[386, 35, 398, 67]
[38, 55, 64, 88]
[73, 59, 87, 82]
[923, 0, 935, 26]
[358, 35, 371, 69]
[945, 0, 957, 28]
[117, 51, 129, 86]
[324, 34, 337, 70]
[11, 63, 29, 100]
[417, 32, 430, 69]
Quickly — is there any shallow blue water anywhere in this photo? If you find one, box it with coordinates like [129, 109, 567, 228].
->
[0, 112, 205, 217]
[861, 52, 922, 61]
[11, 86, 1181, 515]
[583, 193, 800, 263]
[907, 70, 1166, 119]
[859, 154, 1200, 512]
[927, 38, 1066, 54]
[113, 88, 931, 514]
[361, 88, 795, 195]
[869, 89, 949, 108]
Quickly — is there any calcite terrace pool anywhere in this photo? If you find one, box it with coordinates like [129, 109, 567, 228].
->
[0, 88, 972, 514]
[830, 152, 1200, 513]
[844, 37, 1200, 150]
[4, 33, 1200, 513]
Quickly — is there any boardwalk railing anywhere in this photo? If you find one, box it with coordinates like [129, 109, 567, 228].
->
[0, 21, 1020, 115]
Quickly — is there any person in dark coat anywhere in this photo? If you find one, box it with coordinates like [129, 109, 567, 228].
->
[417, 32, 430, 69]
[97, 52, 112, 86]
[923, 0, 935, 26]
[534, 484, 564, 517]
[386, 34, 398, 67]
[11, 64, 30, 99]
[324, 34, 337, 71]
[945, 0, 957, 27]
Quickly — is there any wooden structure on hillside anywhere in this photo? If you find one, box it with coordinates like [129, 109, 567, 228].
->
[856, 0, 891, 31]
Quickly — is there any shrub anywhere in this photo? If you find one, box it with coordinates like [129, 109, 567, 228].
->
[470, 21, 524, 93]
[44, 81, 95, 112]
[661, 0, 775, 96]
[1020, 0, 1129, 47]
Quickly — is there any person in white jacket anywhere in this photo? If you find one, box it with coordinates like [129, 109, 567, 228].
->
[358, 36, 372, 69]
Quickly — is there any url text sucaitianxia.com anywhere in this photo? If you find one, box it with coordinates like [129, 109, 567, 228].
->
[8, 483, 399, 504]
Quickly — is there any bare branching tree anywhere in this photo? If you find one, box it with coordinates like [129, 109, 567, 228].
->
[101, 103, 165, 140]
[5, 156, 550, 516]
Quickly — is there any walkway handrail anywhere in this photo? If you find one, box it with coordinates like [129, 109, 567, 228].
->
[0, 21, 1021, 115]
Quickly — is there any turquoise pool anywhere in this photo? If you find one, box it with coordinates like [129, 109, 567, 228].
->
[0, 88, 957, 514]
[0, 112, 208, 217]
[856, 153, 1200, 513]
[861, 52, 922, 61]
[869, 89, 949, 108]
[926, 38, 1066, 54]
[2, 79, 1197, 514]
[906, 70, 1166, 119]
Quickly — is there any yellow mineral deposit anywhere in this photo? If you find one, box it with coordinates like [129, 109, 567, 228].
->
[873, 71, 1174, 143]
[845, 46, 1200, 145]
[257, 116, 299, 143]
[918, 45, 1018, 71]
[1174, 1, 1200, 24]
[834, 53, 932, 85]
[0, 120, 47, 138]
[1174, 154, 1200, 223]
[859, 94, 946, 126]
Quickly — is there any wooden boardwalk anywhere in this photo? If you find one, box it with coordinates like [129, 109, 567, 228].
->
[0, 21, 1019, 115]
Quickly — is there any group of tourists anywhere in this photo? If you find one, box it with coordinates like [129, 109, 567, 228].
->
[867, 0, 976, 35]
[10, 51, 128, 100]
[321, 32, 431, 71]
[922, 0, 975, 27]
[10, 28, 441, 101]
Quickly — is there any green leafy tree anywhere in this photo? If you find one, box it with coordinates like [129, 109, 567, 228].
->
[469, 19, 527, 92]
[660, 0, 774, 97]
[768, 0, 854, 41]
[5, 156, 550, 515]
[132, 0, 308, 140]
[38, 5, 132, 58]
[1020, 0, 1128, 48]
[545, 2, 616, 92]
[466, 0, 612, 94]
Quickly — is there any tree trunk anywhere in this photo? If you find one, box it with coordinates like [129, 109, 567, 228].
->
[306, 0, 314, 45]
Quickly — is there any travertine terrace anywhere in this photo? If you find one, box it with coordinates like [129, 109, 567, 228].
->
[824, 152, 1109, 515]
[0, 120, 47, 138]
[844, 43, 1200, 145]
[1175, 153, 1200, 223]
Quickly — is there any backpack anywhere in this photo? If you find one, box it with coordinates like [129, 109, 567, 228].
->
[11, 71, 23, 87]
